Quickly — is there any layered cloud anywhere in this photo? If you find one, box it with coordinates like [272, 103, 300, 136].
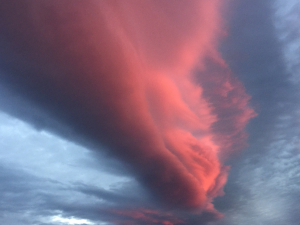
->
[0, 0, 255, 223]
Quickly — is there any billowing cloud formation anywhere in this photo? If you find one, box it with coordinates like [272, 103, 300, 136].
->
[0, 0, 255, 222]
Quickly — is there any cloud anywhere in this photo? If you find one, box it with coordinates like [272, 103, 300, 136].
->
[0, 0, 255, 223]
[273, 0, 300, 84]
[210, 0, 300, 224]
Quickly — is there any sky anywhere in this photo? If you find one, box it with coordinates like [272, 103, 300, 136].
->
[0, 0, 299, 224]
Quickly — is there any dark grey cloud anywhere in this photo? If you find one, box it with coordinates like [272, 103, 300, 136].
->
[0, 110, 139, 224]
[0, 165, 64, 224]
[0, 156, 159, 224]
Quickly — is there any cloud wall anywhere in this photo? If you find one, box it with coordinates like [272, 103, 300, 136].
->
[0, 0, 255, 221]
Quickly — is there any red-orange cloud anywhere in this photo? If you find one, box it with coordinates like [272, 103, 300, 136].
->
[108, 208, 183, 225]
[0, 0, 255, 222]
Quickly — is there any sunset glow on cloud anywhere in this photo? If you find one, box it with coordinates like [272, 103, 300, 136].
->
[0, 1, 262, 224]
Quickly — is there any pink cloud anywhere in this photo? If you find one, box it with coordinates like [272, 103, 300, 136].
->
[0, 0, 255, 222]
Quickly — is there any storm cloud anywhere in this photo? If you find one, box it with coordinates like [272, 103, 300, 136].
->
[0, 0, 258, 224]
